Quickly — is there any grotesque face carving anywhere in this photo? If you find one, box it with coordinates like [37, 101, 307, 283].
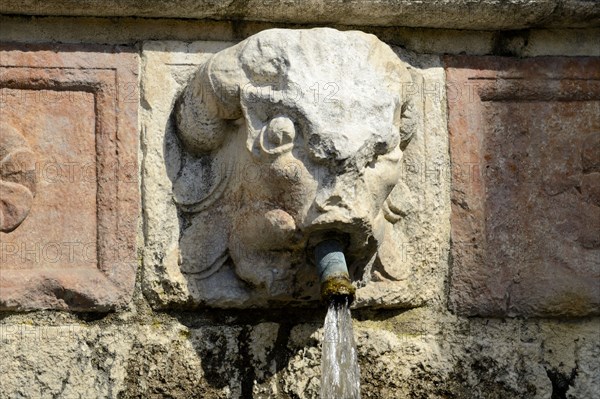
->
[174, 28, 415, 306]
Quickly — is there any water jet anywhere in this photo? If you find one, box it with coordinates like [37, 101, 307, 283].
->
[315, 238, 361, 398]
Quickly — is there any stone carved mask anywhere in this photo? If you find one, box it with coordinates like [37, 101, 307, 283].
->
[174, 28, 416, 306]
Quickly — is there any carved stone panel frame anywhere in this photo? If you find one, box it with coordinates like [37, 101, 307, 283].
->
[446, 56, 600, 317]
[0, 44, 139, 311]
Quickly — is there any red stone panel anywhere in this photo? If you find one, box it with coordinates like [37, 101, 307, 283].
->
[446, 56, 600, 317]
[0, 44, 139, 311]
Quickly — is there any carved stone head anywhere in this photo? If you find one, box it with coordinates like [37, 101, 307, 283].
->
[174, 28, 416, 306]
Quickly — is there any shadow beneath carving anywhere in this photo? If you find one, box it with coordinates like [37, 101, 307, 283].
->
[167, 307, 327, 327]
[168, 309, 323, 396]
[164, 306, 413, 395]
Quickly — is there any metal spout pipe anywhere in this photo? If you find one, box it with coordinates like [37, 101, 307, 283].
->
[314, 239, 356, 303]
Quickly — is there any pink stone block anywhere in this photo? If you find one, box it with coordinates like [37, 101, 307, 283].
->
[0, 44, 139, 311]
[446, 56, 600, 317]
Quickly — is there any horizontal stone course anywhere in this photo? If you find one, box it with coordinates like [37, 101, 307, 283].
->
[0, 0, 598, 30]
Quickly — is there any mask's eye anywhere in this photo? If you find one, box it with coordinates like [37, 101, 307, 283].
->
[260, 115, 296, 154]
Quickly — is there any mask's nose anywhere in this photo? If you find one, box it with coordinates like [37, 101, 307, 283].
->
[314, 175, 355, 214]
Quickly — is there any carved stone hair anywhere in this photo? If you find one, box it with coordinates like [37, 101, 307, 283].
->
[175, 28, 415, 156]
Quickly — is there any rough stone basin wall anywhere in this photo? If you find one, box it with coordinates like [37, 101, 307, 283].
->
[1, 3, 599, 398]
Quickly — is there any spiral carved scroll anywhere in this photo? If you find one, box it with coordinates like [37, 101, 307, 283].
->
[0, 123, 37, 233]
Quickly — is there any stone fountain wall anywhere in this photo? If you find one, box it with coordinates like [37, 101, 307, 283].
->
[1, 2, 599, 398]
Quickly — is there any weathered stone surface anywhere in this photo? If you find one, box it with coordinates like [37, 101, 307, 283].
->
[1, 17, 599, 60]
[0, 13, 599, 399]
[0, 0, 598, 30]
[446, 56, 600, 317]
[141, 30, 449, 308]
[0, 44, 139, 311]
[1, 308, 598, 398]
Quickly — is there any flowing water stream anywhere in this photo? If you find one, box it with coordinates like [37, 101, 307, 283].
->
[321, 298, 361, 399]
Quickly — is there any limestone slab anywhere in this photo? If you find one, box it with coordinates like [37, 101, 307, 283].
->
[446, 56, 600, 317]
[0, 0, 598, 30]
[0, 44, 139, 311]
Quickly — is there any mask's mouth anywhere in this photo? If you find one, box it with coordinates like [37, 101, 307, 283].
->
[313, 238, 356, 305]
[304, 218, 372, 251]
